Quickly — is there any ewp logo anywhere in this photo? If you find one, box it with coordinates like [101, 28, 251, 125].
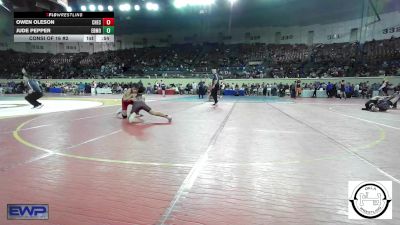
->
[7, 204, 49, 220]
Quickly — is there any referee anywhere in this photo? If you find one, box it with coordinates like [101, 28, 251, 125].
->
[211, 69, 220, 106]
[23, 68, 43, 109]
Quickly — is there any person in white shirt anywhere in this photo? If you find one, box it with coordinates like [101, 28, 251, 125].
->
[267, 84, 272, 96]
[192, 82, 197, 95]
[355, 84, 360, 97]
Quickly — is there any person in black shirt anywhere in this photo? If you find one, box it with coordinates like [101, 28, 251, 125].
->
[198, 80, 205, 99]
[160, 80, 166, 97]
[340, 80, 346, 99]
[23, 68, 43, 109]
[211, 69, 220, 105]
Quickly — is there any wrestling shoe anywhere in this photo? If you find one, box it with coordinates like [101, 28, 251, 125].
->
[129, 114, 144, 123]
[116, 108, 123, 118]
[32, 104, 43, 109]
[166, 115, 172, 123]
[371, 106, 379, 112]
[116, 109, 125, 119]
[116, 112, 125, 119]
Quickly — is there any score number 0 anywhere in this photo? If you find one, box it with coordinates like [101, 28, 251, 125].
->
[102, 18, 114, 26]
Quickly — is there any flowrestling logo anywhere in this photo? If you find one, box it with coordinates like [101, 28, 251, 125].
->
[348, 181, 392, 219]
[7, 204, 49, 220]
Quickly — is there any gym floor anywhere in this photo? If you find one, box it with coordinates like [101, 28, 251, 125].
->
[0, 95, 399, 225]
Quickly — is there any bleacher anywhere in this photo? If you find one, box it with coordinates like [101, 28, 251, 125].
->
[1, 37, 400, 79]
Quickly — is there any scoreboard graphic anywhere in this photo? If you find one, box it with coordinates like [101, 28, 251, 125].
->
[14, 12, 115, 43]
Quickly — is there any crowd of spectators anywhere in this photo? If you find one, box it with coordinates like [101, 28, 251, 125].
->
[218, 80, 400, 98]
[2, 78, 399, 100]
[1, 37, 399, 79]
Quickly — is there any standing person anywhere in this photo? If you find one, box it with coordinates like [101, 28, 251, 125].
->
[146, 83, 152, 95]
[296, 79, 302, 97]
[79, 82, 85, 95]
[192, 82, 197, 95]
[361, 82, 367, 98]
[266, 83, 271, 96]
[198, 80, 205, 99]
[220, 82, 226, 96]
[340, 80, 346, 100]
[92, 81, 97, 95]
[354, 83, 360, 97]
[23, 68, 43, 109]
[161, 80, 166, 97]
[379, 80, 389, 96]
[154, 81, 159, 93]
[326, 82, 333, 98]
[210, 69, 220, 106]
[332, 83, 337, 98]
[290, 81, 296, 99]
[312, 82, 318, 98]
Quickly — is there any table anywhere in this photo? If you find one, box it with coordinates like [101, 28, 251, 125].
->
[157, 89, 176, 95]
[94, 88, 112, 94]
[224, 90, 245, 96]
[49, 87, 63, 93]
[301, 90, 328, 98]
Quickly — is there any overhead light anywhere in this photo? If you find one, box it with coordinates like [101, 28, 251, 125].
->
[173, 0, 186, 8]
[119, 3, 131, 11]
[134, 4, 140, 11]
[81, 5, 87, 11]
[145, 2, 153, 10]
[98, 5, 104, 11]
[0, 0, 10, 12]
[153, 3, 159, 11]
[89, 4, 96, 11]
[173, 0, 215, 8]
[108, 5, 113, 11]
[146, 2, 159, 11]
[228, 0, 238, 4]
[66, 6, 72, 12]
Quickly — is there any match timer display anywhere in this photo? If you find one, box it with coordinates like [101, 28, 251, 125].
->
[14, 12, 115, 43]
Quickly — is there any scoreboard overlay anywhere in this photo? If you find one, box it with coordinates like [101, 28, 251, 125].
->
[14, 12, 114, 43]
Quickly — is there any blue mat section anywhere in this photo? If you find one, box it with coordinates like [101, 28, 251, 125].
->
[161, 96, 294, 103]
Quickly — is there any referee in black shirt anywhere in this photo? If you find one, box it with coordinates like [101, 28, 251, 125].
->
[23, 68, 43, 109]
[211, 69, 220, 106]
